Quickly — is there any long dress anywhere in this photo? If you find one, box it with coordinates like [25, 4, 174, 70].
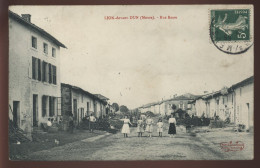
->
[121, 119, 130, 134]
[136, 120, 144, 133]
[168, 117, 176, 134]
[146, 118, 154, 133]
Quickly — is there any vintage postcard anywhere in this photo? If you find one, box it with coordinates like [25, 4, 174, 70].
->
[8, 5, 254, 160]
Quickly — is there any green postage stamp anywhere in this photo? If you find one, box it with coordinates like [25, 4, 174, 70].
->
[210, 8, 253, 54]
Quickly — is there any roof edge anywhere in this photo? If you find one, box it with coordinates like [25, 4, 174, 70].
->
[9, 10, 67, 49]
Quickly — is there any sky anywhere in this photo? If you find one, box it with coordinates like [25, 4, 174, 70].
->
[9, 5, 254, 109]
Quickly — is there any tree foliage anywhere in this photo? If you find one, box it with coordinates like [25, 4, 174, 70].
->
[171, 104, 177, 110]
[112, 103, 119, 112]
[120, 105, 129, 113]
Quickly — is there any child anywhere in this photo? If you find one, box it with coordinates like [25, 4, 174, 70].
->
[136, 116, 144, 137]
[157, 119, 164, 137]
[146, 115, 154, 137]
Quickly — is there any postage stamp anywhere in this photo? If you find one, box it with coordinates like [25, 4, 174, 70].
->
[210, 8, 253, 54]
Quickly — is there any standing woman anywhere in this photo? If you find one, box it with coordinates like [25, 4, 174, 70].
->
[168, 114, 177, 137]
[136, 116, 144, 137]
[146, 115, 154, 137]
[121, 115, 133, 138]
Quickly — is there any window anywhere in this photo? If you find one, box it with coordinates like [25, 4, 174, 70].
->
[32, 36, 37, 49]
[240, 88, 242, 96]
[43, 43, 48, 54]
[52, 65, 56, 85]
[48, 63, 52, 83]
[32, 57, 37, 79]
[52, 48, 56, 57]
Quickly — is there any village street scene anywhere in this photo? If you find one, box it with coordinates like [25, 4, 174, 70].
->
[8, 6, 254, 160]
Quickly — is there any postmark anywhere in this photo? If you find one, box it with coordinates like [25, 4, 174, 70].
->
[220, 141, 245, 152]
[210, 9, 253, 54]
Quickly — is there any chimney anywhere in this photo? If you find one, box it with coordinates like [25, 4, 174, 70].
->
[21, 14, 31, 22]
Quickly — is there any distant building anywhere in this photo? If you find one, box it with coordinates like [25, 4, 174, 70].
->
[94, 94, 109, 116]
[137, 94, 198, 116]
[162, 93, 199, 116]
[107, 103, 116, 114]
[8, 11, 66, 138]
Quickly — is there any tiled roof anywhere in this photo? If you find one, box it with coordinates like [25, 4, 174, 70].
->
[230, 76, 254, 90]
[61, 83, 106, 104]
[93, 94, 109, 100]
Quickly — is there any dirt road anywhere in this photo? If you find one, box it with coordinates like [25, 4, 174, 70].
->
[24, 126, 253, 160]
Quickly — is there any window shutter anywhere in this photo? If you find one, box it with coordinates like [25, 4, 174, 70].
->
[42, 61, 46, 82]
[38, 59, 41, 81]
[52, 65, 56, 85]
[48, 63, 52, 83]
[32, 57, 36, 79]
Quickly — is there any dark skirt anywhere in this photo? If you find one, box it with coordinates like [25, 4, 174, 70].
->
[168, 123, 176, 134]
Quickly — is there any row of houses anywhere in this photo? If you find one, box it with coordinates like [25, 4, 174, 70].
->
[138, 76, 254, 130]
[138, 93, 199, 116]
[61, 83, 114, 126]
[188, 76, 253, 130]
[8, 11, 114, 139]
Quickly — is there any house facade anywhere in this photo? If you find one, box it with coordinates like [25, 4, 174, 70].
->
[192, 76, 253, 130]
[159, 102, 166, 116]
[9, 11, 66, 138]
[162, 94, 198, 116]
[94, 94, 109, 116]
[231, 76, 254, 129]
[138, 94, 198, 116]
[61, 83, 108, 126]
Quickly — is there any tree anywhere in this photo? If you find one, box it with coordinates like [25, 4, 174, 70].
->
[112, 103, 119, 112]
[171, 104, 177, 111]
[120, 105, 129, 113]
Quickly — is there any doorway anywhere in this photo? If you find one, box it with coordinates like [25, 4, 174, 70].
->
[73, 99, 77, 120]
[33, 95, 38, 126]
[94, 102, 97, 117]
[246, 103, 250, 129]
[13, 101, 20, 128]
[87, 102, 90, 116]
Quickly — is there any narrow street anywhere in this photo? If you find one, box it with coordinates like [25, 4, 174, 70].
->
[24, 125, 253, 160]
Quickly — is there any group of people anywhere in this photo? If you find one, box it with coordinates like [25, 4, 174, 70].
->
[121, 114, 177, 138]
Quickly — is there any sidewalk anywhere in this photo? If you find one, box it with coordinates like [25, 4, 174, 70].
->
[194, 127, 254, 160]
[9, 129, 108, 160]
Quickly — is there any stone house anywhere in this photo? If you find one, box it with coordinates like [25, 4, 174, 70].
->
[94, 94, 110, 116]
[61, 83, 108, 126]
[9, 11, 66, 138]
[162, 93, 198, 116]
[192, 76, 253, 130]
[230, 76, 254, 129]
